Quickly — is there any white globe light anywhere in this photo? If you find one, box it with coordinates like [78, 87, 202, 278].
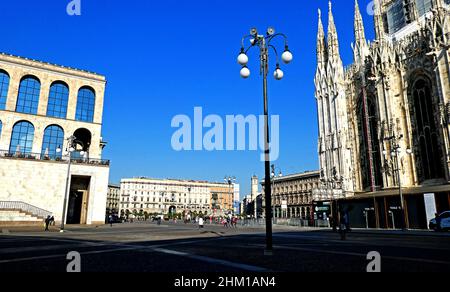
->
[282, 50, 293, 64]
[240, 67, 250, 79]
[237, 53, 248, 66]
[274, 68, 284, 80]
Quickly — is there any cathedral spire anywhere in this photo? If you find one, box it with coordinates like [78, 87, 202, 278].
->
[353, 0, 367, 63]
[317, 9, 327, 65]
[354, 0, 366, 45]
[374, 0, 385, 40]
[327, 1, 341, 61]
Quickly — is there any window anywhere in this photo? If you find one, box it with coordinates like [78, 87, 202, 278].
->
[10, 121, 35, 154]
[412, 78, 444, 181]
[0, 70, 10, 110]
[358, 95, 383, 190]
[16, 76, 41, 114]
[41, 125, 64, 159]
[75, 87, 95, 122]
[415, 0, 432, 16]
[47, 82, 69, 118]
[386, 1, 406, 34]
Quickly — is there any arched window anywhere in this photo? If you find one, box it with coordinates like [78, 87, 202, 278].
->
[16, 76, 41, 114]
[47, 82, 69, 118]
[412, 78, 444, 181]
[41, 125, 64, 159]
[0, 70, 10, 110]
[358, 95, 383, 190]
[75, 87, 95, 122]
[9, 121, 35, 154]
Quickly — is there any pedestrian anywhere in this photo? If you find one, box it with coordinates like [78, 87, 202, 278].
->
[339, 213, 347, 240]
[44, 215, 51, 232]
[50, 216, 55, 226]
[231, 216, 237, 228]
[198, 217, 204, 229]
[222, 218, 228, 228]
[108, 214, 113, 227]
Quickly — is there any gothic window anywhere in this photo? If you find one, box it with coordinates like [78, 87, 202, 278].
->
[415, 0, 432, 16]
[358, 95, 383, 190]
[386, 1, 406, 34]
[411, 78, 444, 181]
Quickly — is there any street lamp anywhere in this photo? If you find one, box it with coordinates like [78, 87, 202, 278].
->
[238, 27, 292, 255]
[56, 135, 77, 232]
[383, 134, 412, 230]
[271, 165, 282, 219]
[224, 176, 236, 215]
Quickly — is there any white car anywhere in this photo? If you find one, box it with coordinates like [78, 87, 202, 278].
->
[429, 211, 450, 231]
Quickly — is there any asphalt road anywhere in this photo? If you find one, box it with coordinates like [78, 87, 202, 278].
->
[1, 222, 449, 273]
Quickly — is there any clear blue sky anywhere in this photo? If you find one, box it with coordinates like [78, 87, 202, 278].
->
[1, 0, 375, 197]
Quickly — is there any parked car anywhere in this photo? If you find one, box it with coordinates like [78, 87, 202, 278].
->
[429, 211, 450, 231]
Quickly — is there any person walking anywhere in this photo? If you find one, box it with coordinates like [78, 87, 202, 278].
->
[198, 217, 204, 229]
[44, 215, 51, 232]
[108, 214, 113, 227]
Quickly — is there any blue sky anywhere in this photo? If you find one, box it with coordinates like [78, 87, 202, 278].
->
[1, 0, 375, 197]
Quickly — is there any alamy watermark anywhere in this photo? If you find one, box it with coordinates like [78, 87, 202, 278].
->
[171, 107, 280, 161]
[66, 251, 81, 272]
[67, 0, 81, 16]
[366, 251, 381, 272]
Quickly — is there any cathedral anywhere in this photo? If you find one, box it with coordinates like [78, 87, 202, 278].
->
[315, 0, 450, 229]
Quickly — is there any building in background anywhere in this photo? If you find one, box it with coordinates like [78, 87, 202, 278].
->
[0, 52, 109, 226]
[233, 184, 241, 214]
[119, 178, 239, 218]
[262, 171, 321, 220]
[315, 0, 450, 229]
[107, 184, 120, 217]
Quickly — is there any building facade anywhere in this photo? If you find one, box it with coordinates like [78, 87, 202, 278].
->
[107, 184, 120, 216]
[315, 0, 450, 229]
[0, 52, 109, 225]
[262, 171, 321, 219]
[119, 178, 238, 217]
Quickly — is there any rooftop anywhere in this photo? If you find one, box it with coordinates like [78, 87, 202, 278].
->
[0, 52, 106, 82]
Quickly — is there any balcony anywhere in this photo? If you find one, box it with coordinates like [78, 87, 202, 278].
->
[0, 150, 110, 166]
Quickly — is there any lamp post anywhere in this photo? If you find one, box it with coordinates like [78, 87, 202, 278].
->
[271, 165, 283, 219]
[56, 135, 78, 232]
[383, 134, 412, 230]
[224, 176, 236, 215]
[238, 27, 292, 255]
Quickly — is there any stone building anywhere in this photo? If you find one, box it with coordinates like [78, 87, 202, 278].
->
[119, 178, 238, 217]
[0, 52, 109, 225]
[315, 0, 450, 229]
[107, 184, 120, 216]
[261, 171, 321, 219]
